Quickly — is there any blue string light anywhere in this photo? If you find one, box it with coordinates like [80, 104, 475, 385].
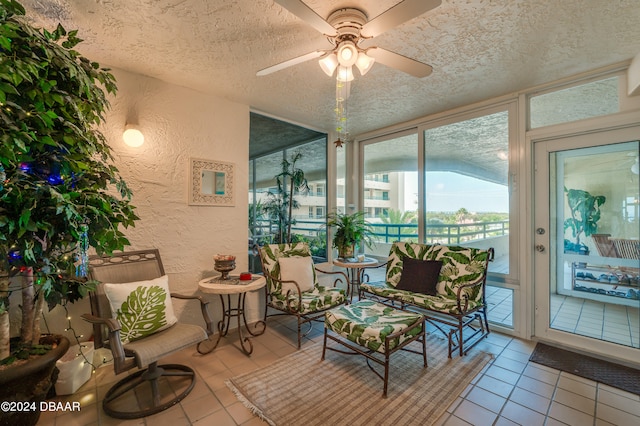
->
[75, 224, 89, 278]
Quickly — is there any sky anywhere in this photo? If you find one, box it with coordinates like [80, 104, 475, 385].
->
[404, 172, 509, 213]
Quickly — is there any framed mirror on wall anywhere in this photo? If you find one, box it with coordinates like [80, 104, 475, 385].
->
[189, 158, 235, 206]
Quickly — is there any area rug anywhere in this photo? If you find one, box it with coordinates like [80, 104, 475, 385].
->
[226, 338, 492, 426]
[530, 343, 640, 395]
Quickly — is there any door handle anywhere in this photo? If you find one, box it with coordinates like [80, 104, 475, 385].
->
[535, 244, 546, 253]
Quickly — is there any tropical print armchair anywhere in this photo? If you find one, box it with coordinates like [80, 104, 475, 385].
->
[258, 242, 349, 348]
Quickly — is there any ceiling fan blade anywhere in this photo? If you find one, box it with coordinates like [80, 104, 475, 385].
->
[274, 0, 337, 36]
[361, 0, 442, 38]
[366, 47, 433, 78]
[256, 50, 326, 76]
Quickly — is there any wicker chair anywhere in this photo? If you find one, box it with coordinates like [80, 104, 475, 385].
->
[591, 234, 639, 279]
[611, 238, 640, 260]
[258, 242, 349, 348]
[592, 234, 618, 258]
[83, 249, 213, 419]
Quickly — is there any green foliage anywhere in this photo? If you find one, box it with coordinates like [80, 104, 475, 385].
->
[326, 211, 375, 256]
[262, 152, 309, 244]
[564, 188, 606, 246]
[378, 209, 417, 225]
[0, 1, 138, 305]
[0, 338, 52, 365]
[291, 232, 327, 259]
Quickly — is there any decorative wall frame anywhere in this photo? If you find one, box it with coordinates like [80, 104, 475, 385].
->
[189, 158, 235, 206]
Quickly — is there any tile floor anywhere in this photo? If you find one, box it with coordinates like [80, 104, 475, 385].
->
[38, 313, 640, 426]
[485, 286, 640, 349]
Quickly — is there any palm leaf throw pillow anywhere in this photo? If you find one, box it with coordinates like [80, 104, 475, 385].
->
[103, 275, 178, 344]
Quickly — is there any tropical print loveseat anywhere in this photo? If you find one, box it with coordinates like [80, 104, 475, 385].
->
[360, 242, 494, 358]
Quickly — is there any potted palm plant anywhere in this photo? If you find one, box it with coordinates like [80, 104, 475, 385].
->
[326, 211, 375, 259]
[0, 2, 138, 424]
[261, 151, 309, 244]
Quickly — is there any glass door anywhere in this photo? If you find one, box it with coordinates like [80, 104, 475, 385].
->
[533, 126, 639, 363]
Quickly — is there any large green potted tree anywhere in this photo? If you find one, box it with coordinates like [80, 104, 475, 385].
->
[326, 211, 375, 259]
[0, 1, 138, 424]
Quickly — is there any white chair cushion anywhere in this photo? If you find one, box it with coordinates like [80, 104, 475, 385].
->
[278, 256, 315, 295]
[103, 275, 178, 344]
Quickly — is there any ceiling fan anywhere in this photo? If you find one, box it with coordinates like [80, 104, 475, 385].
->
[257, 0, 442, 80]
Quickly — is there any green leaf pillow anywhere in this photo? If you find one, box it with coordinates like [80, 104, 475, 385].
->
[103, 275, 178, 344]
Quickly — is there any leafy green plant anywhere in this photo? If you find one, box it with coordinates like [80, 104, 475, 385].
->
[326, 211, 375, 258]
[0, 0, 138, 361]
[262, 152, 309, 244]
[564, 187, 606, 252]
[291, 232, 327, 259]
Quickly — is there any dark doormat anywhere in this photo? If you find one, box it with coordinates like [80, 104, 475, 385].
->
[529, 343, 640, 395]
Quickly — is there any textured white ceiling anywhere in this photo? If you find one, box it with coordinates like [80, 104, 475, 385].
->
[20, 0, 640, 137]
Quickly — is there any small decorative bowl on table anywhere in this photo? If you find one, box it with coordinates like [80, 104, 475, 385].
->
[214, 254, 236, 280]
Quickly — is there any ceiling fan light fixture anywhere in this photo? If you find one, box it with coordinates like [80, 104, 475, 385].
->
[336, 66, 354, 82]
[337, 41, 358, 67]
[319, 53, 339, 76]
[355, 51, 375, 75]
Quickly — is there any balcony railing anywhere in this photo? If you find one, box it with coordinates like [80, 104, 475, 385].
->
[371, 221, 509, 244]
[251, 219, 509, 246]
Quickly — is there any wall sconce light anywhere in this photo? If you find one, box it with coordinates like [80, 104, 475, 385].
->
[122, 124, 144, 147]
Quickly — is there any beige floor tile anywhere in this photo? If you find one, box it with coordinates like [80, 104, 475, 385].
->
[516, 375, 555, 399]
[594, 418, 618, 426]
[501, 400, 547, 426]
[452, 400, 498, 425]
[214, 385, 241, 408]
[181, 393, 223, 423]
[553, 388, 596, 415]
[465, 386, 507, 413]
[145, 404, 190, 426]
[597, 387, 640, 416]
[544, 417, 570, 426]
[202, 371, 234, 392]
[193, 355, 230, 378]
[508, 387, 551, 415]
[443, 414, 472, 426]
[559, 371, 597, 389]
[494, 416, 519, 426]
[498, 347, 531, 364]
[476, 374, 514, 398]
[196, 407, 238, 426]
[226, 400, 258, 425]
[598, 383, 640, 402]
[522, 363, 560, 385]
[485, 364, 522, 385]
[548, 401, 595, 425]
[446, 396, 464, 414]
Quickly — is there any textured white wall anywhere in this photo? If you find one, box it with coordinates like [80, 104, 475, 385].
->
[44, 68, 257, 342]
[105, 68, 253, 326]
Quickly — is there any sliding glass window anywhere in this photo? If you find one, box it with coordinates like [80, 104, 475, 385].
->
[423, 108, 514, 327]
[361, 132, 419, 258]
[249, 138, 328, 261]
